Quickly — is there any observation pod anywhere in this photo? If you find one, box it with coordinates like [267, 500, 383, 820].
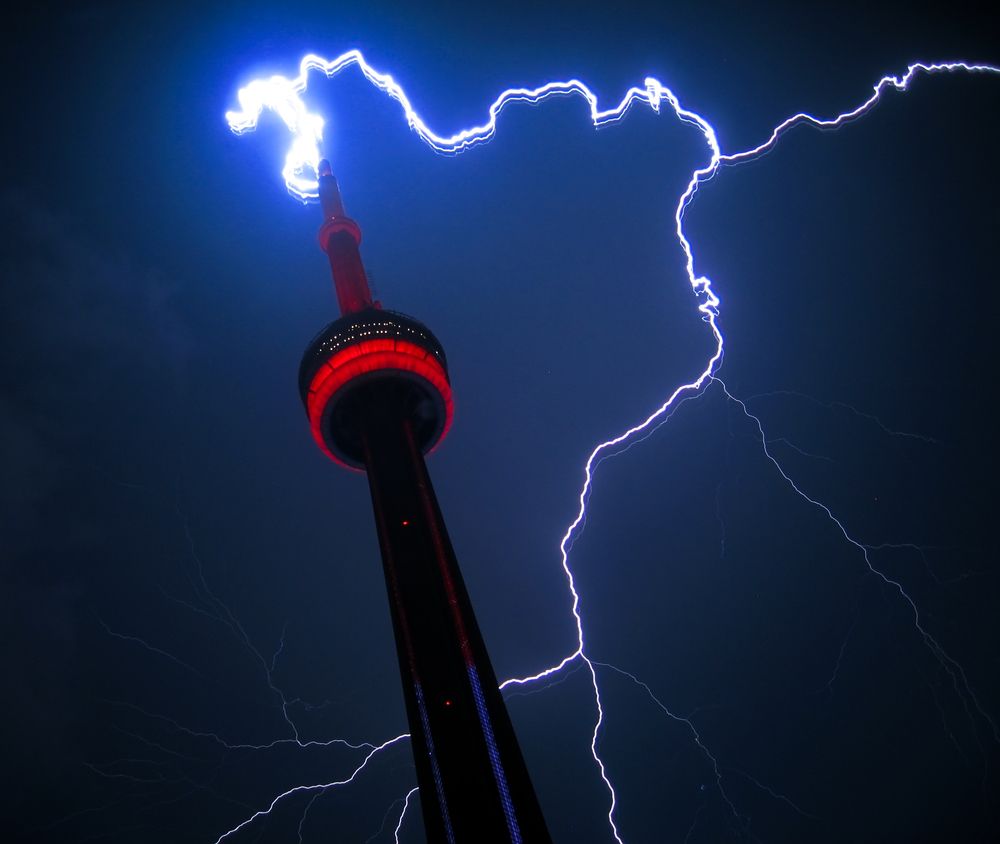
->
[299, 309, 454, 470]
[298, 161, 552, 843]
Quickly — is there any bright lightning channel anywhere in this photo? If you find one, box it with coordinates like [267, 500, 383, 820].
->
[222, 55, 1000, 842]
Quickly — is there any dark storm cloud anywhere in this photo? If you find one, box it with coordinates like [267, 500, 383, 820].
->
[1, 189, 191, 549]
[0, 189, 191, 813]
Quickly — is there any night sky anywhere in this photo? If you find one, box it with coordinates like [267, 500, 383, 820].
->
[3, 2, 999, 842]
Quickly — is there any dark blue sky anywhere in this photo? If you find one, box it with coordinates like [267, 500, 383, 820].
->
[3, 2, 999, 842]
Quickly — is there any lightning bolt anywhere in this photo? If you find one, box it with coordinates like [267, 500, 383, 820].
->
[215, 733, 411, 843]
[215, 55, 1000, 842]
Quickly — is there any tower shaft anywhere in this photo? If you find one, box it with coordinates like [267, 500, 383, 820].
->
[356, 382, 549, 842]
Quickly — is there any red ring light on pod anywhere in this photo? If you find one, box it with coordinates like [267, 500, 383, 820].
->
[306, 338, 454, 469]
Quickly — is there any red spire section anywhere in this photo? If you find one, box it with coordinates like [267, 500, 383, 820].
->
[317, 159, 377, 315]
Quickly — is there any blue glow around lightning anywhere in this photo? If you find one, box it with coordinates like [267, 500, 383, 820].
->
[226, 50, 693, 201]
[222, 55, 1000, 842]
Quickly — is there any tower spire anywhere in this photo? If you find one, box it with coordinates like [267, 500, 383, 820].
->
[317, 158, 345, 218]
[316, 160, 375, 314]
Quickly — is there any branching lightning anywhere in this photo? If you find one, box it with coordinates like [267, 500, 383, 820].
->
[214, 733, 411, 843]
[213, 55, 1000, 841]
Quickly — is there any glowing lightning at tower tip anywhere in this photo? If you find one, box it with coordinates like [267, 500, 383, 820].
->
[226, 51, 686, 201]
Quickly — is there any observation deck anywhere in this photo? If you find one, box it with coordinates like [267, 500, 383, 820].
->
[299, 308, 453, 469]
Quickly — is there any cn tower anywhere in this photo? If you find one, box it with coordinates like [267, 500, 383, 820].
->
[299, 161, 551, 843]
